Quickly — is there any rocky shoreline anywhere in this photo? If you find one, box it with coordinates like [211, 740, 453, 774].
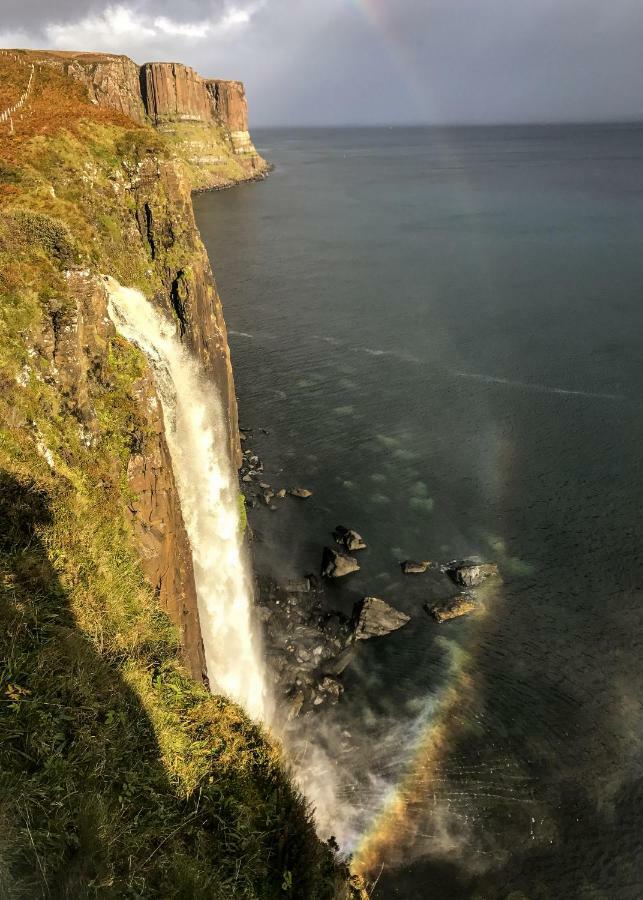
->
[239, 429, 501, 722]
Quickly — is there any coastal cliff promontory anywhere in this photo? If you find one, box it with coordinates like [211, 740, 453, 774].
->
[0, 49, 359, 898]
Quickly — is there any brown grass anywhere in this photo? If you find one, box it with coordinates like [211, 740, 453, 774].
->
[0, 53, 136, 164]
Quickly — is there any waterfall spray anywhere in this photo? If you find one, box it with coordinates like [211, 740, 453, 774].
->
[105, 277, 267, 721]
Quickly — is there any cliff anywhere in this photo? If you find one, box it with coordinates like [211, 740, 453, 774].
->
[0, 50, 359, 898]
[24, 49, 268, 189]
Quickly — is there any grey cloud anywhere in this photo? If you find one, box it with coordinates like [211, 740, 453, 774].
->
[2, 0, 643, 125]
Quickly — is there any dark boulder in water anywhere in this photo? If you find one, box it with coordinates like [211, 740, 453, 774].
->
[446, 562, 499, 587]
[352, 596, 411, 640]
[333, 525, 367, 551]
[321, 546, 360, 578]
[427, 594, 477, 623]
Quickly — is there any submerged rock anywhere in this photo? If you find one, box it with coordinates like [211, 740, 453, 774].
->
[401, 559, 431, 574]
[286, 577, 311, 593]
[427, 595, 477, 623]
[447, 562, 499, 587]
[321, 546, 360, 578]
[352, 596, 411, 640]
[290, 487, 313, 499]
[333, 525, 367, 551]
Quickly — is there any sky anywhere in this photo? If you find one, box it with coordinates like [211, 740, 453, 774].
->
[2, 0, 643, 126]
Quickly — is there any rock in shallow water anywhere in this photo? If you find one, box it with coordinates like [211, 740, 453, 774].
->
[290, 487, 313, 499]
[352, 596, 411, 640]
[333, 525, 367, 551]
[321, 546, 360, 578]
[401, 559, 431, 574]
[427, 595, 477, 623]
[447, 562, 499, 587]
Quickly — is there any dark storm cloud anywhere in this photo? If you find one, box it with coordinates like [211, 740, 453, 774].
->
[2, 0, 643, 125]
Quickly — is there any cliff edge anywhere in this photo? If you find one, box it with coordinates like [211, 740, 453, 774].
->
[21, 49, 269, 189]
[0, 50, 361, 898]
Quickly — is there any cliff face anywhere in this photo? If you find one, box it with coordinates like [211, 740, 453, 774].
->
[0, 51, 361, 899]
[40, 50, 147, 123]
[36, 51, 266, 187]
[25, 269, 206, 681]
[142, 62, 214, 124]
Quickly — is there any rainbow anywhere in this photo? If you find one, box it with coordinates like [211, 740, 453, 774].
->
[350, 637, 478, 877]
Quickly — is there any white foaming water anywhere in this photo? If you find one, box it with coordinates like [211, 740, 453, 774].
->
[105, 278, 267, 721]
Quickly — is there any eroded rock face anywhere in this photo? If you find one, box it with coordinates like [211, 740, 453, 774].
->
[39, 272, 206, 681]
[207, 79, 255, 154]
[129, 157, 242, 467]
[41, 52, 146, 124]
[127, 373, 206, 682]
[142, 62, 215, 124]
[352, 597, 411, 640]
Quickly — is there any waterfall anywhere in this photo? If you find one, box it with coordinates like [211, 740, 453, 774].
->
[105, 277, 267, 721]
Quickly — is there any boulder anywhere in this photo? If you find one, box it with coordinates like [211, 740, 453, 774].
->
[427, 595, 477, 623]
[290, 487, 313, 498]
[333, 525, 367, 551]
[401, 560, 431, 574]
[322, 646, 355, 676]
[317, 676, 343, 702]
[447, 562, 499, 587]
[321, 547, 360, 578]
[352, 597, 411, 640]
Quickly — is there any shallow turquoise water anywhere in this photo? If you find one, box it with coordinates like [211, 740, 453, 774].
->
[194, 125, 643, 899]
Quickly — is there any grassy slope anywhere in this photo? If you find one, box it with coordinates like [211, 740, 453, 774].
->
[0, 56, 356, 899]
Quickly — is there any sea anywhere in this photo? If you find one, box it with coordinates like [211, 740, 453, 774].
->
[193, 124, 643, 900]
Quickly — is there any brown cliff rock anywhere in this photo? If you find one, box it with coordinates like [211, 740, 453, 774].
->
[38, 51, 146, 124]
[40, 271, 206, 681]
[127, 372, 207, 682]
[128, 156, 241, 466]
[207, 80, 248, 131]
[142, 62, 215, 124]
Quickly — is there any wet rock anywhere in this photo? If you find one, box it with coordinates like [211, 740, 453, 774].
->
[321, 546, 360, 578]
[290, 487, 313, 499]
[427, 594, 477, 623]
[261, 491, 274, 506]
[447, 562, 499, 587]
[259, 481, 271, 490]
[276, 488, 287, 498]
[317, 675, 343, 702]
[286, 577, 311, 593]
[241, 473, 254, 483]
[288, 689, 305, 720]
[333, 525, 367, 551]
[352, 596, 411, 640]
[322, 645, 355, 676]
[401, 559, 431, 574]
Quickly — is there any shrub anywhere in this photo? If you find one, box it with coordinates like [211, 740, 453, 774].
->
[8, 208, 77, 267]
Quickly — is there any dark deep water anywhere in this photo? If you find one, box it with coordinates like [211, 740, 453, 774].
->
[194, 125, 643, 899]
